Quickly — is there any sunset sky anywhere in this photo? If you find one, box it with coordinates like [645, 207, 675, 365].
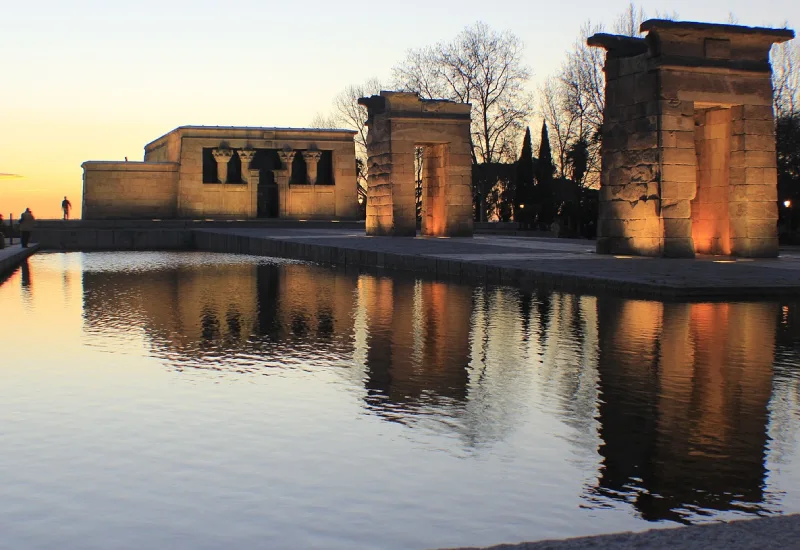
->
[1, 0, 797, 219]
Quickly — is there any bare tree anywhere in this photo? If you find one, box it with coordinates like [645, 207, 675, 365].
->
[539, 76, 577, 179]
[393, 22, 533, 165]
[311, 78, 383, 205]
[540, 22, 605, 187]
[773, 39, 800, 118]
[540, 3, 674, 188]
[772, 38, 800, 233]
[612, 2, 646, 37]
[309, 113, 340, 129]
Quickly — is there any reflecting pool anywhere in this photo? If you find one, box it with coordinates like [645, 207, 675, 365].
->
[1, 252, 799, 550]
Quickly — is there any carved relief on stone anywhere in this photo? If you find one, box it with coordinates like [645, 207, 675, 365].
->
[278, 150, 296, 183]
[211, 148, 234, 183]
[302, 150, 323, 185]
[237, 149, 257, 183]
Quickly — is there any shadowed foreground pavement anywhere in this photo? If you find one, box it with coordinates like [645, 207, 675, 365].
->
[443, 515, 800, 550]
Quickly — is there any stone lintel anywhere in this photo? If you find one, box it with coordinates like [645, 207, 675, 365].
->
[359, 91, 471, 123]
[640, 19, 795, 42]
[587, 33, 648, 57]
[652, 56, 771, 73]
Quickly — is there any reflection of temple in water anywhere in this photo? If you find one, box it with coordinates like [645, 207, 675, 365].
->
[82, 261, 359, 366]
[81, 261, 474, 415]
[591, 299, 778, 522]
[359, 276, 472, 414]
[80, 256, 798, 519]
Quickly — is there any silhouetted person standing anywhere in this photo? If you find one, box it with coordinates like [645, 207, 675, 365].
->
[62, 196, 72, 220]
[19, 208, 34, 248]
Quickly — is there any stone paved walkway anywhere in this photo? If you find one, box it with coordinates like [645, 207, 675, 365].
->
[443, 514, 800, 550]
[198, 227, 800, 299]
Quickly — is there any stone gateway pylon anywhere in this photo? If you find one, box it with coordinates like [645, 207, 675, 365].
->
[590, 20, 794, 258]
[358, 91, 473, 237]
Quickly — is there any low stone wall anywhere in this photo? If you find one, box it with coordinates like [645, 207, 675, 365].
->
[29, 220, 366, 250]
[282, 185, 336, 219]
[82, 161, 179, 219]
[32, 228, 192, 250]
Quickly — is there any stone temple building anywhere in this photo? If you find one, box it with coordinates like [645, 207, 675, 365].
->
[359, 91, 474, 237]
[82, 126, 359, 220]
[590, 20, 794, 257]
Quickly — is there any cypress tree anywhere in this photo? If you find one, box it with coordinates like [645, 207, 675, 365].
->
[535, 121, 557, 226]
[515, 127, 534, 226]
[535, 121, 555, 185]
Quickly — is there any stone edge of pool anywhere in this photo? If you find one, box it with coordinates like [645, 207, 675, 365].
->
[189, 230, 800, 301]
[438, 514, 800, 550]
[0, 243, 39, 280]
[24, 223, 800, 300]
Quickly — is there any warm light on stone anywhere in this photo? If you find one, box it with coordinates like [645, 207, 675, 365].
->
[81, 127, 359, 220]
[211, 148, 234, 184]
[302, 151, 323, 185]
[590, 20, 794, 258]
[237, 149, 256, 183]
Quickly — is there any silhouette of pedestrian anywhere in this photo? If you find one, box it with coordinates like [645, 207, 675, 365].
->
[19, 208, 35, 248]
[62, 196, 72, 220]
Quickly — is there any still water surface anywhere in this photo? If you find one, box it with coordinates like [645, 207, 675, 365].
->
[2, 252, 800, 550]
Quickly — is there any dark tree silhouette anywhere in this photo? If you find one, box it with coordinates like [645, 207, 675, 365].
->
[535, 121, 555, 184]
[567, 138, 589, 187]
[535, 121, 557, 226]
[778, 115, 800, 236]
[515, 126, 534, 227]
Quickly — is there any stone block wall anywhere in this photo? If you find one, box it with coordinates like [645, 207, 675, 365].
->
[82, 162, 179, 219]
[596, 53, 663, 256]
[362, 112, 415, 236]
[657, 94, 699, 258]
[728, 104, 779, 256]
[167, 130, 357, 220]
[143, 131, 181, 163]
[285, 186, 336, 218]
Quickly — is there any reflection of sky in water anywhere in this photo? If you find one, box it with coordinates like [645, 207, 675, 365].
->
[1, 251, 799, 550]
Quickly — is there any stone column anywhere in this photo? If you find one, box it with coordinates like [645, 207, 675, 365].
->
[248, 169, 260, 218]
[658, 96, 697, 258]
[278, 150, 296, 183]
[237, 149, 256, 183]
[302, 151, 322, 185]
[728, 104, 779, 257]
[274, 168, 289, 218]
[212, 148, 234, 183]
